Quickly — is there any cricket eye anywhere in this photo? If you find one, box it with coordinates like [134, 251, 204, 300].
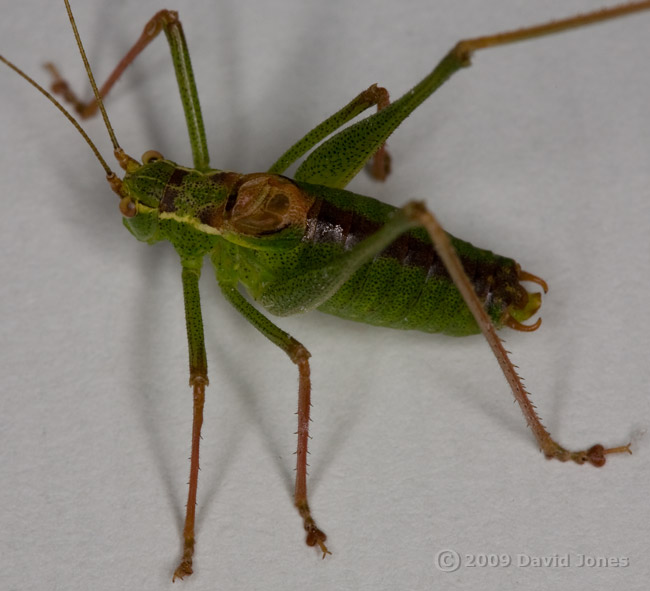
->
[142, 150, 164, 164]
[119, 196, 137, 218]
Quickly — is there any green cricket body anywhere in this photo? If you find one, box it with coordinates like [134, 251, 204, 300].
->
[123, 157, 541, 336]
[6, 1, 642, 578]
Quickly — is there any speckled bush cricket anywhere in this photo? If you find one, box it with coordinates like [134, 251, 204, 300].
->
[2, 0, 644, 584]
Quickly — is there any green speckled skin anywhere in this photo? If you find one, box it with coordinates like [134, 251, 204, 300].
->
[233, 182, 527, 336]
[122, 161, 534, 337]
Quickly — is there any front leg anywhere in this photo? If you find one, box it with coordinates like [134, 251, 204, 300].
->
[173, 263, 209, 581]
[46, 9, 210, 171]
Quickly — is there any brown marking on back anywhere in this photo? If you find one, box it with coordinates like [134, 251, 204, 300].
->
[305, 195, 523, 308]
[224, 174, 315, 236]
[159, 168, 188, 213]
[193, 171, 244, 230]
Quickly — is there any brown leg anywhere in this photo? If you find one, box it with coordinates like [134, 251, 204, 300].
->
[173, 265, 209, 581]
[290, 341, 330, 557]
[45, 10, 179, 118]
[217, 281, 329, 556]
[173, 376, 207, 581]
[402, 201, 632, 467]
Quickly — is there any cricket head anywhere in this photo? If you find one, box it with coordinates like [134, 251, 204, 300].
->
[109, 150, 171, 243]
[116, 155, 314, 251]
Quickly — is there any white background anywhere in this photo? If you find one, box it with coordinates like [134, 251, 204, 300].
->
[1, 1, 649, 590]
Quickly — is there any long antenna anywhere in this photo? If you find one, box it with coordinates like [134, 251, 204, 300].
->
[0, 54, 114, 176]
[63, 0, 122, 156]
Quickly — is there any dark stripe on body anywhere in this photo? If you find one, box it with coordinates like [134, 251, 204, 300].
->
[198, 171, 245, 227]
[159, 168, 189, 213]
[305, 196, 505, 304]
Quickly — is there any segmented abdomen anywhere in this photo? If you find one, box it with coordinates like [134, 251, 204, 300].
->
[303, 186, 523, 336]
